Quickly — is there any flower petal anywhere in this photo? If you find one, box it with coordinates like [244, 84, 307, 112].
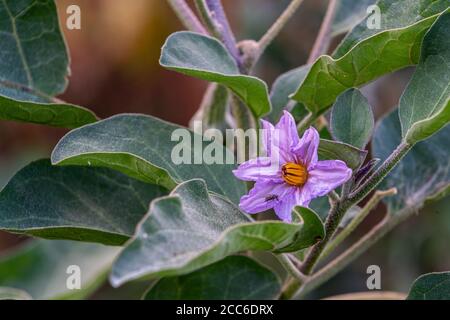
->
[306, 160, 352, 197]
[260, 119, 275, 157]
[239, 180, 292, 214]
[274, 111, 300, 156]
[233, 157, 281, 182]
[295, 184, 314, 208]
[271, 183, 319, 222]
[274, 184, 315, 222]
[292, 126, 320, 167]
[261, 119, 289, 164]
[273, 189, 297, 222]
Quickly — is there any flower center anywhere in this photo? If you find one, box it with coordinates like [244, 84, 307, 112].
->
[281, 162, 308, 186]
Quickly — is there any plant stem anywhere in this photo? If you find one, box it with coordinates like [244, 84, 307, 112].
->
[277, 254, 307, 283]
[307, 0, 338, 64]
[349, 142, 412, 204]
[294, 210, 413, 299]
[281, 0, 412, 299]
[167, 0, 207, 34]
[280, 277, 302, 300]
[194, 0, 218, 35]
[328, 190, 340, 203]
[300, 142, 412, 275]
[230, 95, 257, 131]
[296, 112, 314, 133]
[294, 0, 337, 129]
[204, 0, 242, 71]
[256, 0, 305, 63]
[300, 200, 351, 274]
[319, 188, 397, 262]
[340, 180, 353, 198]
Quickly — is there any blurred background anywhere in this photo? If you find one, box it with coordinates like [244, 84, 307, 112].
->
[0, 0, 448, 299]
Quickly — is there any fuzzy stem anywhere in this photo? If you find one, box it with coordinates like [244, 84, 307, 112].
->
[204, 0, 242, 70]
[277, 254, 307, 283]
[307, 0, 338, 64]
[256, 0, 305, 62]
[349, 143, 412, 204]
[328, 190, 340, 203]
[340, 180, 353, 198]
[300, 200, 350, 274]
[167, 0, 207, 34]
[294, 211, 413, 299]
[280, 277, 302, 300]
[230, 95, 257, 131]
[300, 142, 412, 275]
[319, 188, 398, 262]
[297, 0, 338, 130]
[194, 0, 219, 35]
[296, 112, 314, 133]
[295, 0, 338, 128]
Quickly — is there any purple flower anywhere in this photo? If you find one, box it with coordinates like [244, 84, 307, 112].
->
[233, 111, 352, 222]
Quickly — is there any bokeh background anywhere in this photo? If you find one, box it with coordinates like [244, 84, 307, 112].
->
[0, 0, 448, 299]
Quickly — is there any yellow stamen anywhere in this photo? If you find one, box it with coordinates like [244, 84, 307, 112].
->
[282, 162, 308, 186]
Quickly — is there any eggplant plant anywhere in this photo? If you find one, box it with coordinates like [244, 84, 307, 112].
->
[0, 0, 448, 300]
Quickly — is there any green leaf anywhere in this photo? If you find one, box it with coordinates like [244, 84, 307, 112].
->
[331, 88, 374, 149]
[285, 206, 326, 252]
[0, 0, 67, 97]
[334, 0, 449, 58]
[291, 0, 448, 114]
[143, 256, 281, 300]
[407, 272, 450, 300]
[268, 65, 310, 122]
[0, 160, 167, 245]
[291, 102, 310, 124]
[399, 10, 450, 144]
[0, 95, 97, 128]
[319, 139, 367, 170]
[0, 240, 119, 300]
[0, 287, 32, 300]
[0, 0, 97, 128]
[110, 179, 324, 286]
[160, 31, 271, 118]
[318, 124, 333, 140]
[51, 114, 246, 205]
[332, 0, 377, 36]
[373, 110, 449, 215]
